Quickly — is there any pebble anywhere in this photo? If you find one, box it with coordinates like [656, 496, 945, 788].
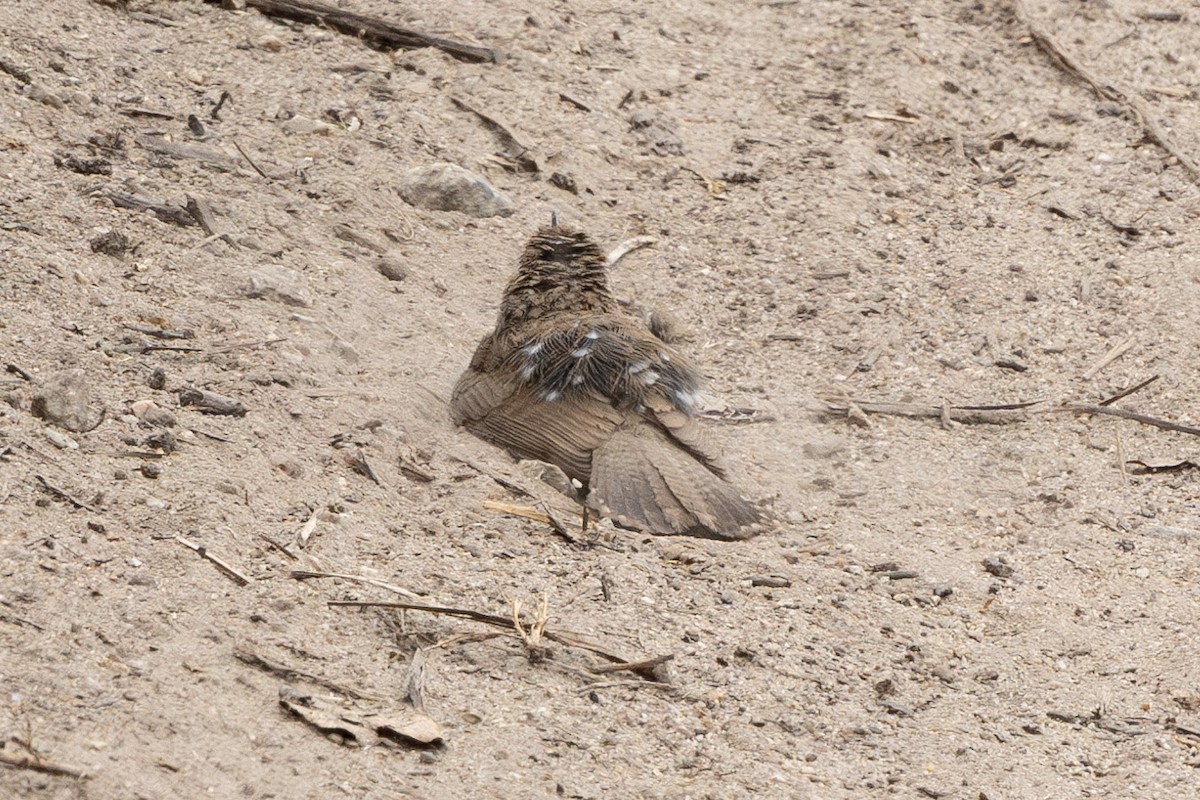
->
[44, 428, 79, 449]
[399, 162, 514, 218]
[803, 435, 847, 458]
[131, 399, 177, 428]
[31, 368, 94, 432]
[281, 115, 334, 136]
[242, 265, 313, 307]
[376, 254, 408, 282]
[1134, 567, 1150, 579]
[982, 556, 1014, 578]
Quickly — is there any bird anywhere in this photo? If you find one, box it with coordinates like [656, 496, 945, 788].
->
[449, 219, 762, 540]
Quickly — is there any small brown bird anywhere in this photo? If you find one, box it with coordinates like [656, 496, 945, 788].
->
[450, 221, 761, 540]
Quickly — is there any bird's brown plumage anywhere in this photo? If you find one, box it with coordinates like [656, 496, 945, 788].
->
[450, 223, 761, 540]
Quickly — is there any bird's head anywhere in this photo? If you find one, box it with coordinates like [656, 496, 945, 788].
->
[499, 222, 614, 326]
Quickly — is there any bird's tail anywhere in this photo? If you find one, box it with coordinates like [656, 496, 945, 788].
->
[589, 422, 761, 540]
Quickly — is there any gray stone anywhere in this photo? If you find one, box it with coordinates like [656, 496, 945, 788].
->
[243, 265, 312, 307]
[31, 368, 95, 432]
[399, 163, 513, 218]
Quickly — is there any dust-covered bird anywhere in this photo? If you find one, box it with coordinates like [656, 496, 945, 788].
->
[450, 220, 762, 540]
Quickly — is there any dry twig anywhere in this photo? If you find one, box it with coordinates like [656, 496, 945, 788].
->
[175, 534, 250, 585]
[213, 0, 496, 63]
[329, 599, 672, 681]
[1012, 0, 1200, 184]
[234, 647, 380, 700]
[0, 751, 88, 780]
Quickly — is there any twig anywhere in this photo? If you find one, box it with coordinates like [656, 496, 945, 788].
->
[185, 195, 237, 247]
[258, 532, 298, 559]
[1081, 334, 1136, 380]
[403, 648, 429, 712]
[0, 751, 88, 779]
[450, 98, 537, 172]
[820, 395, 1200, 438]
[175, 535, 250, 585]
[0, 603, 44, 630]
[329, 600, 670, 681]
[120, 323, 194, 340]
[34, 474, 98, 512]
[558, 92, 591, 112]
[1012, 0, 1200, 184]
[450, 454, 533, 497]
[295, 509, 319, 547]
[606, 235, 657, 267]
[818, 397, 1043, 425]
[580, 678, 676, 693]
[290, 569, 422, 600]
[134, 134, 241, 170]
[589, 654, 673, 675]
[233, 648, 380, 700]
[105, 191, 195, 227]
[1064, 404, 1200, 438]
[231, 139, 270, 179]
[1099, 375, 1159, 406]
[215, 0, 497, 63]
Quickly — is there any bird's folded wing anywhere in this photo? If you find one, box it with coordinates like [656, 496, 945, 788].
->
[450, 368, 622, 483]
[642, 394, 727, 479]
[590, 421, 761, 540]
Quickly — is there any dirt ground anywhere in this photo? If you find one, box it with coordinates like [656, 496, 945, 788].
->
[3, 0, 1200, 797]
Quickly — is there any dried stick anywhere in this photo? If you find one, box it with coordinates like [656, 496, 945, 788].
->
[1012, 0, 1200, 184]
[1064, 404, 1200, 438]
[289, 569, 422, 600]
[1081, 335, 1136, 380]
[820, 395, 1200, 438]
[450, 98, 537, 172]
[233, 647, 380, 700]
[606, 236, 658, 267]
[818, 397, 1043, 425]
[0, 751, 88, 779]
[329, 600, 671, 681]
[175, 535, 250, 585]
[215, 0, 496, 63]
[1099, 375, 1159, 406]
[34, 475, 99, 512]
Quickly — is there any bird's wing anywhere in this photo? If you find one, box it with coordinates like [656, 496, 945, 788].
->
[450, 366, 622, 484]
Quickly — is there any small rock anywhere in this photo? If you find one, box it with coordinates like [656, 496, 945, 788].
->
[1134, 566, 1150, 579]
[31, 368, 95, 432]
[55, 153, 112, 175]
[27, 83, 64, 108]
[243, 265, 312, 307]
[44, 428, 79, 450]
[375, 254, 408, 282]
[90, 230, 130, 256]
[803, 435, 846, 458]
[131, 399, 176, 427]
[281, 115, 334, 136]
[147, 367, 167, 390]
[179, 387, 247, 416]
[628, 110, 685, 156]
[982, 556, 1014, 578]
[143, 430, 177, 453]
[140, 463, 162, 479]
[398, 162, 513, 218]
[549, 171, 578, 194]
[749, 575, 791, 588]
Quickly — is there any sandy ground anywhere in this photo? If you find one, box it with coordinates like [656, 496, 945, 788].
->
[3, 0, 1200, 798]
